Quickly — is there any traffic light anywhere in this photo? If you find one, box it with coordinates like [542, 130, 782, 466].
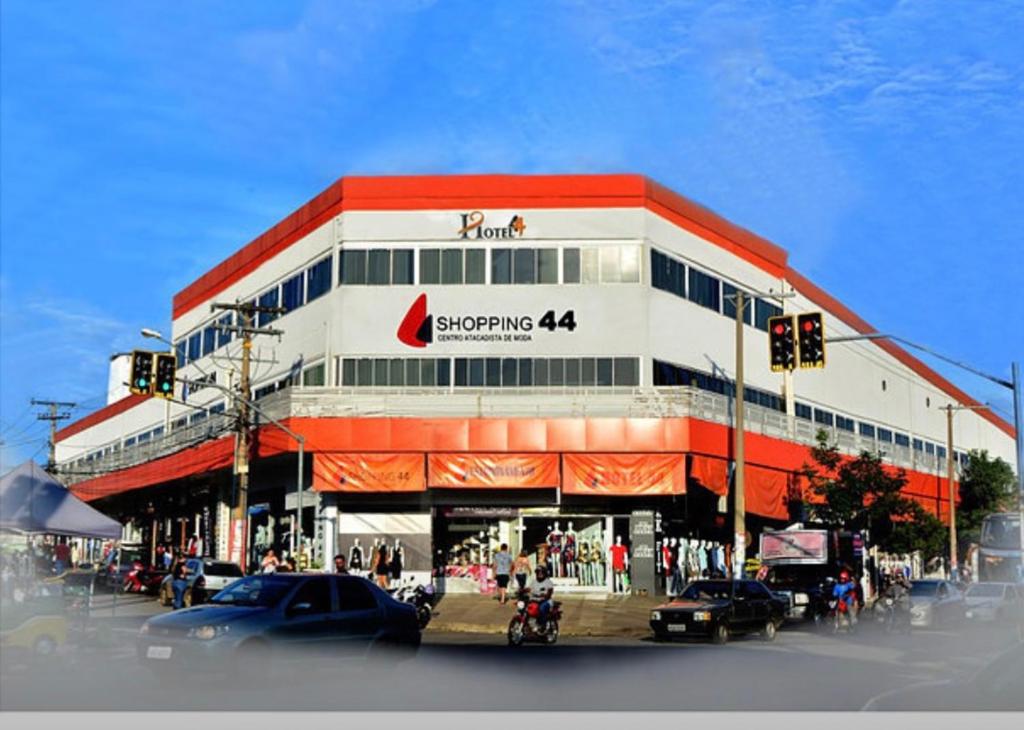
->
[129, 350, 155, 395]
[797, 312, 826, 369]
[153, 353, 176, 399]
[768, 315, 796, 372]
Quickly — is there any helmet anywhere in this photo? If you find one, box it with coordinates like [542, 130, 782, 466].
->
[839, 570, 850, 581]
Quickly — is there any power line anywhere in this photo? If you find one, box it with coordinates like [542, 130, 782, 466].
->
[31, 399, 77, 473]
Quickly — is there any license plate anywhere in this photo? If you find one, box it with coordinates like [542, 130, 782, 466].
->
[147, 646, 172, 660]
[667, 623, 687, 632]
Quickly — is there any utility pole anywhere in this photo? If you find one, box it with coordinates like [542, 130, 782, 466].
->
[31, 399, 76, 473]
[209, 301, 284, 571]
[942, 402, 990, 580]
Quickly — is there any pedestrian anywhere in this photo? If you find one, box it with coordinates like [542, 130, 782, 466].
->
[53, 540, 70, 575]
[170, 556, 189, 610]
[333, 554, 348, 574]
[513, 550, 531, 593]
[493, 543, 513, 604]
[261, 549, 279, 574]
[162, 545, 173, 571]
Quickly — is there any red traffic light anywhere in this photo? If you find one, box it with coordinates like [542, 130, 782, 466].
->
[802, 320, 814, 332]
[773, 323, 785, 335]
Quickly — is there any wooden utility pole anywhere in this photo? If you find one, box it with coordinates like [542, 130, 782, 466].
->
[946, 405, 958, 579]
[31, 399, 76, 472]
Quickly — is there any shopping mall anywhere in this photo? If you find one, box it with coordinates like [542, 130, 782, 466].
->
[53, 174, 1017, 595]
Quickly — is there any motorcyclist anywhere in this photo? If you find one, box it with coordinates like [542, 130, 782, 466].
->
[883, 572, 911, 626]
[832, 568, 858, 627]
[528, 565, 555, 629]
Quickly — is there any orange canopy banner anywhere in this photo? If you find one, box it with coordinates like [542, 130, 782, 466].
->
[563, 453, 685, 496]
[746, 465, 789, 520]
[313, 453, 426, 493]
[689, 454, 729, 496]
[428, 453, 559, 489]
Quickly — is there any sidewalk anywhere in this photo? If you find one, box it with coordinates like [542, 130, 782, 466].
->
[425, 592, 662, 638]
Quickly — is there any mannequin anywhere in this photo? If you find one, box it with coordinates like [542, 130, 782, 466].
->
[578, 541, 591, 586]
[686, 538, 700, 581]
[661, 539, 674, 595]
[697, 539, 709, 577]
[390, 539, 404, 583]
[349, 538, 364, 576]
[547, 522, 564, 578]
[374, 540, 390, 589]
[675, 539, 688, 592]
[591, 537, 604, 587]
[564, 521, 577, 580]
[669, 537, 683, 595]
[712, 541, 725, 577]
[609, 535, 629, 593]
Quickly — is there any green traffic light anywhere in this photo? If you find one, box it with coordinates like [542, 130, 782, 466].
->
[162, 383, 171, 392]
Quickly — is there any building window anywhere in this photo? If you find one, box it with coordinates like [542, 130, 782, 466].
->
[469, 358, 484, 386]
[795, 402, 812, 421]
[877, 428, 893, 443]
[836, 415, 855, 432]
[302, 363, 325, 387]
[754, 299, 782, 332]
[485, 358, 501, 387]
[859, 423, 876, 438]
[564, 249, 581, 284]
[813, 408, 834, 427]
[913, 438, 923, 452]
[688, 268, 720, 312]
[340, 250, 367, 285]
[491, 249, 512, 284]
[614, 358, 639, 386]
[599, 247, 620, 283]
[441, 249, 463, 285]
[722, 283, 753, 324]
[537, 249, 558, 284]
[582, 248, 600, 284]
[936, 445, 946, 459]
[306, 256, 332, 301]
[356, 358, 372, 386]
[502, 358, 517, 386]
[465, 249, 486, 284]
[341, 359, 356, 386]
[513, 249, 535, 284]
[533, 359, 549, 386]
[405, 359, 420, 387]
[925, 442, 935, 455]
[188, 332, 201, 362]
[392, 250, 414, 285]
[202, 325, 217, 356]
[367, 249, 390, 285]
[175, 340, 187, 368]
[216, 315, 233, 348]
[419, 249, 440, 284]
[257, 288, 279, 326]
[281, 273, 304, 312]
[389, 358, 404, 386]
[895, 433, 910, 447]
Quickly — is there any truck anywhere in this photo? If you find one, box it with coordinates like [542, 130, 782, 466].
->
[758, 526, 864, 621]
[977, 512, 1022, 583]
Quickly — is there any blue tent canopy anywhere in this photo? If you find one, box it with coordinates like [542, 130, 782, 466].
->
[0, 460, 122, 539]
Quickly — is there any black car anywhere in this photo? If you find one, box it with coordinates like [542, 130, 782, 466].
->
[137, 573, 420, 680]
[650, 579, 787, 644]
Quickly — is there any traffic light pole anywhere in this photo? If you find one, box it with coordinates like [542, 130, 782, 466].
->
[734, 292, 747, 579]
[943, 403, 991, 579]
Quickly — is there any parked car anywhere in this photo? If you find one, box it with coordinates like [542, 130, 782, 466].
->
[650, 579, 786, 644]
[909, 579, 965, 628]
[138, 573, 420, 680]
[0, 589, 67, 664]
[97, 544, 147, 591]
[863, 640, 1024, 711]
[159, 558, 244, 607]
[964, 582, 1024, 624]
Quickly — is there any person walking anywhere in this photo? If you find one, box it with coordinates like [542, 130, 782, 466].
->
[261, 549, 280, 574]
[170, 556, 189, 610]
[333, 554, 349, 574]
[513, 550, 531, 593]
[493, 544, 513, 604]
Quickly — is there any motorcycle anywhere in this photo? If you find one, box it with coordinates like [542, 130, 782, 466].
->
[507, 591, 562, 646]
[876, 595, 911, 634]
[390, 582, 435, 629]
[828, 597, 856, 634]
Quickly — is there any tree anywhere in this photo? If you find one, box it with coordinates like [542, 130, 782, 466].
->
[956, 450, 1017, 551]
[801, 430, 948, 561]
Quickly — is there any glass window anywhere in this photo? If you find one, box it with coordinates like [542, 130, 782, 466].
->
[565, 358, 580, 386]
[389, 358, 404, 386]
[282, 272, 304, 312]
[175, 340, 187, 367]
[912, 438, 923, 452]
[722, 283, 752, 324]
[859, 423, 876, 438]
[597, 358, 614, 386]
[367, 250, 390, 285]
[514, 248, 535, 284]
[306, 256, 332, 301]
[137, 431, 151, 443]
[895, 433, 911, 447]
[814, 408, 834, 426]
[437, 358, 450, 387]
[581, 358, 596, 386]
[836, 416, 855, 432]
[469, 358, 484, 386]
[188, 332, 201, 362]
[534, 359, 549, 386]
[755, 300, 783, 332]
[501, 358, 517, 387]
[795, 402, 812, 420]
[614, 358, 639, 386]
[936, 445, 946, 458]
[582, 248, 600, 284]
[390, 250, 413, 285]
[877, 428, 893, 443]
[302, 363, 325, 387]
[419, 249, 440, 284]
[485, 358, 501, 387]
[925, 442, 935, 455]
[465, 249, 486, 284]
[688, 268, 720, 312]
[620, 245, 640, 283]
[288, 577, 332, 615]
[441, 249, 463, 285]
[257, 288, 279, 326]
[563, 248, 581, 283]
[537, 249, 558, 284]
[518, 358, 533, 386]
[492, 249, 512, 284]
[548, 358, 565, 386]
[421, 359, 436, 387]
[340, 250, 367, 285]
[217, 315, 233, 348]
[454, 358, 468, 386]
[600, 246, 620, 283]
[405, 359, 420, 387]
[373, 359, 388, 386]
[336, 576, 379, 612]
[342, 359, 356, 386]
[356, 358, 372, 386]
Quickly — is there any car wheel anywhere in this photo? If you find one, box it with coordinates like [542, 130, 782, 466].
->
[507, 619, 525, 647]
[760, 619, 777, 642]
[417, 605, 432, 629]
[712, 622, 729, 645]
[32, 635, 57, 658]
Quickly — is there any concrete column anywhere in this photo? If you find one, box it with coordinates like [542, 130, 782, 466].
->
[215, 485, 231, 561]
[322, 497, 338, 568]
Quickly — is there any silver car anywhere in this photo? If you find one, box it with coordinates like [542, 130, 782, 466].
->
[909, 579, 965, 628]
[160, 559, 244, 607]
[964, 582, 1024, 624]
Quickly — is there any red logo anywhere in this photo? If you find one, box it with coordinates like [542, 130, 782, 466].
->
[397, 294, 433, 348]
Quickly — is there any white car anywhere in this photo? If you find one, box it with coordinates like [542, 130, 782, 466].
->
[964, 582, 1024, 624]
[159, 558, 244, 607]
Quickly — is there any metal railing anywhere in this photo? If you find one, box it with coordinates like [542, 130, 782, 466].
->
[57, 386, 950, 484]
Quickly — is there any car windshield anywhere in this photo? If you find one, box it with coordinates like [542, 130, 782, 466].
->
[966, 584, 1005, 598]
[208, 575, 294, 607]
[910, 582, 938, 597]
[204, 562, 244, 577]
[680, 581, 733, 601]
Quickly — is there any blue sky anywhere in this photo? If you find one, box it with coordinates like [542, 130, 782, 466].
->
[1, 0, 1022, 469]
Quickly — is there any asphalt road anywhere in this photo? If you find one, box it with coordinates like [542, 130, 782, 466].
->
[3, 620, 1021, 711]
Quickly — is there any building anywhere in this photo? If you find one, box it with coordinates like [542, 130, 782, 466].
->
[53, 174, 1017, 593]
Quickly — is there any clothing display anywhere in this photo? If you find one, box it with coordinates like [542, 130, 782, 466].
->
[349, 545, 363, 572]
[375, 545, 390, 576]
[390, 545, 403, 580]
[609, 543, 628, 572]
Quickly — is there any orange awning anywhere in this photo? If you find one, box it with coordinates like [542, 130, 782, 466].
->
[563, 453, 685, 496]
[313, 453, 425, 493]
[689, 454, 729, 496]
[428, 453, 559, 489]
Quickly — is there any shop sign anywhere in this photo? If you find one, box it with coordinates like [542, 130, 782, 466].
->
[629, 509, 657, 595]
[397, 293, 577, 348]
[760, 530, 828, 564]
[457, 211, 526, 240]
[563, 454, 686, 496]
[313, 453, 426, 493]
[428, 453, 560, 489]
[202, 505, 212, 558]
[228, 518, 245, 568]
[442, 507, 520, 519]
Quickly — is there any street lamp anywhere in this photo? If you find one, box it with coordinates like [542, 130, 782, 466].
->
[141, 328, 171, 345]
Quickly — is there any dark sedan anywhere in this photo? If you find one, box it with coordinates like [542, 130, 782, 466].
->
[650, 579, 787, 644]
[137, 573, 420, 680]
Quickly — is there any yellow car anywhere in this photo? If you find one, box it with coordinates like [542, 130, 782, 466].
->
[0, 592, 68, 659]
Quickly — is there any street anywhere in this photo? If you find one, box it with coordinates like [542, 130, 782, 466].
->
[2, 596, 1020, 712]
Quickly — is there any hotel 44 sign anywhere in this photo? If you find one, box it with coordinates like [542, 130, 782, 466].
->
[457, 211, 526, 239]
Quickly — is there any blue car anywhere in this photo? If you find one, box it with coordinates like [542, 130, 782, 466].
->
[137, 573, 420, 680]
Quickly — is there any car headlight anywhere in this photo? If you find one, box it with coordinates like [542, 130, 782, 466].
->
[693, 611, 710, 621]
[516, 600, 526, 610]
[794, 593, 809, 605]
[187, 625, 229, 640]
[651, 610, 662, 621]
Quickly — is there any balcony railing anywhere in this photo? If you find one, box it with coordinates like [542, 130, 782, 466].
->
[57, 386, 950, 485]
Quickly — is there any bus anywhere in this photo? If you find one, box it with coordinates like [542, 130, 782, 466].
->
[978, 512, 1022, 583]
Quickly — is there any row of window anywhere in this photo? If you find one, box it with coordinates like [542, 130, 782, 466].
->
[653, 360, 785, 412]
[651, 249, 783, 332]
[338, 356, 641, 388]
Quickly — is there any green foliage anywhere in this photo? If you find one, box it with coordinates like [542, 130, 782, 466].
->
[801, 430, 948, 560]
[956, 450, 1017, 550]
